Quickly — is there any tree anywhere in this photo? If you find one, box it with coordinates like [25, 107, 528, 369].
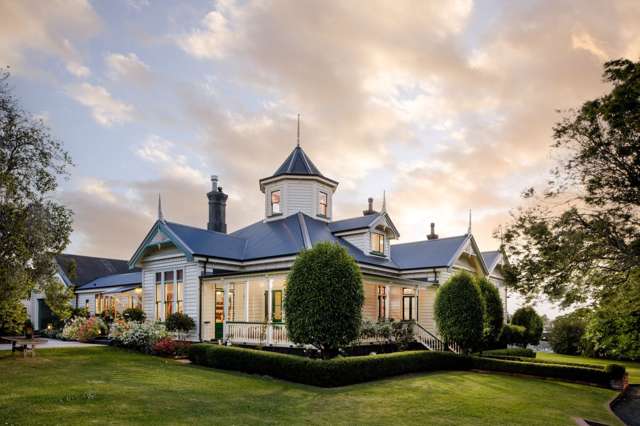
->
[549, 311, 588, 355]
[43, 279, 73, 321]
[284, 242, 363, 358]
[165, 312, 195, 341]
[434, 271, 485, 354]
[0, 69, 73, 334]
[476, 277, 504, 348]
[502, 59, 640, 307]
[511, 307, 543, 347]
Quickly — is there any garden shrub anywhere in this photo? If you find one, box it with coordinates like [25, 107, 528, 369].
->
[498, 324, 527, 347]
[285, 242, 364, 358]
[511, 307, 544, 347]
[165, 312, 195, 340]
[476, 277, 504, 349]
[62, 316, 106, 342]
[471, 356, 625, 386]
[189, 344, 469, 387]
[70, 307, 89, 319]
[359, 319, 414, 348]
[481, 347, 535, 358]
[109, 320, 168, 353]
[549, 314, 586, 355]
[122, 307, 146, 323]
[434, 271, 485, 354]
[153, 337, 176, 356]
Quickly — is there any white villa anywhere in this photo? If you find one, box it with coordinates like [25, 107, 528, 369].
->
[33, 140, 508, 351]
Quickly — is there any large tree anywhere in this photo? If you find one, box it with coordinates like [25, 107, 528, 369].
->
[502, 59, 640, 307]
[0, 70, 73, 333]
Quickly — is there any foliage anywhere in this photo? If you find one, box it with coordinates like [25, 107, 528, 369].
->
[0, 70, 73, 335]
[109, 320, 168, 353]
[358, 319, 414, 348]
[122, 307, 146, 322]
[470, 356, 625, 386]
[549, 312, 587, 355]
[43, 279, 73, 321]
[165, 312, 195, 340]
[499, 324, 527, 347]
[62, 317, 107, 342]
[284, 242, 364, 358]
[0, 299, 27, 335]
[189, 344, 468, 387]
[152, 337, 192, 357]
[70, 307, 89, 319]
[511, 307, 544, 347]
[476, 277, 504, 348]
[99, 309, 117, 325]
[481, 347, 536, 358]
[434, 271, 485, 354]
[502, 59, 640, 307]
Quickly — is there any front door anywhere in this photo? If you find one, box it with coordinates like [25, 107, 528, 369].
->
[215, 288, 224, 339]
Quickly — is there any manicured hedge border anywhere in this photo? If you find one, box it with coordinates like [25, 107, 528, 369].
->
[189, 344, 467, 387]
[470, 357, 625, 385]
[481, 355, 605, 369]
[188, 344, 625, 388]
[480, 348, 536, 358]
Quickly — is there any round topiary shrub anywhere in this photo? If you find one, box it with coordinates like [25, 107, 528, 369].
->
[549, 314, 586, 355]
[511, 306, 543, 348]
[498, 323, 527, 347]
[434, 271, 485, 354]
[122, 307, 146, 322]
[284, 241, 364, 358]
[165, 312, 195, 340]
[476, 277, 504, 349]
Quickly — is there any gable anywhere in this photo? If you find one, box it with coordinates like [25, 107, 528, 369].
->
[451, 237, 489, 275]
[129, 221, 194, 268]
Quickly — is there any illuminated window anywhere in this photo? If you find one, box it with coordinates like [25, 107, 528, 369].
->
[155, 272, 163, 320]
[271, 190, 281, 215]
[164, 271, 174, 318]
[402, 288, 417, 321]
[371, 233, 385, 254]
[176, 270, 184, 313]
[318, 191, 328, 216]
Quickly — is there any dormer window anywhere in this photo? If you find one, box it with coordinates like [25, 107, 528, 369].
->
[270, 190, 281, 215]
[318, 191, 328, 217]
[371, 232, 385, 254]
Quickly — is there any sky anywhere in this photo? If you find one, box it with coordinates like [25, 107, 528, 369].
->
[2, 0, 639, 316]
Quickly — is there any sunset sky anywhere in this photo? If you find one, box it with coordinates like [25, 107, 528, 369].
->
[2, 0, 639, 314]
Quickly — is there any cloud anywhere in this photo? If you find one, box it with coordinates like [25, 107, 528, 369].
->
[0, 0, 99, 76]
[177, 4, 236, 59]
[136, 135, 208, 183]
[67, 83, 134, 126]
[105, 52, 151, 83]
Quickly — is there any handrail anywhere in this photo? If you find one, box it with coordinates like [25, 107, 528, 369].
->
[414, 323, 461, 353]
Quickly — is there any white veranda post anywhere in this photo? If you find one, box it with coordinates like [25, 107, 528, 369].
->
[223, 281, 229, 339]
[385, 285, 390, 320]
[267, 277, 273, 344]
[244, 280, 249, 322]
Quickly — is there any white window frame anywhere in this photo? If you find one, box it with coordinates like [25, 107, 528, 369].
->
[270, 190, 282, 216]
[371, 232, 385, 254]
[155, 269, 185, 321]
[318, 191, 328, 217]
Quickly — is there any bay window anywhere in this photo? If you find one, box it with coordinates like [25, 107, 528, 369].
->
[154, 269, 185, 321]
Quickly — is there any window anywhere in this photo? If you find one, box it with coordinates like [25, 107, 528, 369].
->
[155, 272, 163, 319]
[377, 286, 386, 320]
[402, 288, 417, 321]
[318, 191, 328, 217]
[371, 233, 385, 254]
[271, 190, 281, 215]
[176, 270, 184, 313]
[164, 271, 175, 318]
[264, 289, 284, 322]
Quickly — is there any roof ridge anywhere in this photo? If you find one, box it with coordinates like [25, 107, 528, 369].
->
[166, 221, 246, 241]
[391, 234, 468, 247]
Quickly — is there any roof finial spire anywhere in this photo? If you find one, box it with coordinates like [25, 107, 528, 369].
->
[467, 208, 472, 234]
[158, 193, 164, 221]
[296, 113, 300, 147]
[381, 190, 387, 213]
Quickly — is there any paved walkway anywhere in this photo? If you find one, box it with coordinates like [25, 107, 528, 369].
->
[612, 385, 640, 426]
[0, 339, 101, 351]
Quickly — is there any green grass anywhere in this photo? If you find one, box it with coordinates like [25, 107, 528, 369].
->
[0, 347, 621, 425]
[537, 352, 640, 383]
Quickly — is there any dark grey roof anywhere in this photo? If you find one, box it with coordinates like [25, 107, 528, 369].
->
[55, 254, 137, 287]
[260, 146, 338, 185]
[390, 235, 469, 270]
[229, 214, 306, 260]
[164, 221, 246, 260]
[328, 213, 379, 233]
[481, 250, 502, 273]
[77, 272, 142, 290]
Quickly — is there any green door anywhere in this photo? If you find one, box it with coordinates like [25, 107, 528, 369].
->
[215, 288, 224, 339]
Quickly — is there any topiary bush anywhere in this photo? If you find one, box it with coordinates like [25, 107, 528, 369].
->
[511, 306, 543, 347]
[122, 307, 146, 323]
[284, 242, 364, 358]
[476, 277, 504, 349]
[434, 271, 485, 354]
[549, 314, 586, 355]
[165, 312, 195, 340]
[498, 323, 527, 347]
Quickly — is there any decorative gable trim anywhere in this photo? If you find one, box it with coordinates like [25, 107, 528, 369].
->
[447, 234, 489, 275]
[129, 221, 194, 268]
[370, 212, 400, 239]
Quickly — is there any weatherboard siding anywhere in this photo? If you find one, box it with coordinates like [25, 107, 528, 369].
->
[362, 282, 378, 321]
[342, 232, 369, 254]
[418, 286, 437, 333]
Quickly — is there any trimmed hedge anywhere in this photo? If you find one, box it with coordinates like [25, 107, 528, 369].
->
[471, 356, 625, 385]
[188, 344, 468, 387]
[481, 348, 536, 358]
[480, 355, 604, 369]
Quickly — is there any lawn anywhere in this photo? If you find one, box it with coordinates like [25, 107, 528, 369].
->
[537, 351, 640, 383]
[0, 347, 622, 425]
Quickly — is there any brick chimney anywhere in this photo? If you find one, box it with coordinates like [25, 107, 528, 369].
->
[363, 197, 376, 215]
[207, 175, 228, 233]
